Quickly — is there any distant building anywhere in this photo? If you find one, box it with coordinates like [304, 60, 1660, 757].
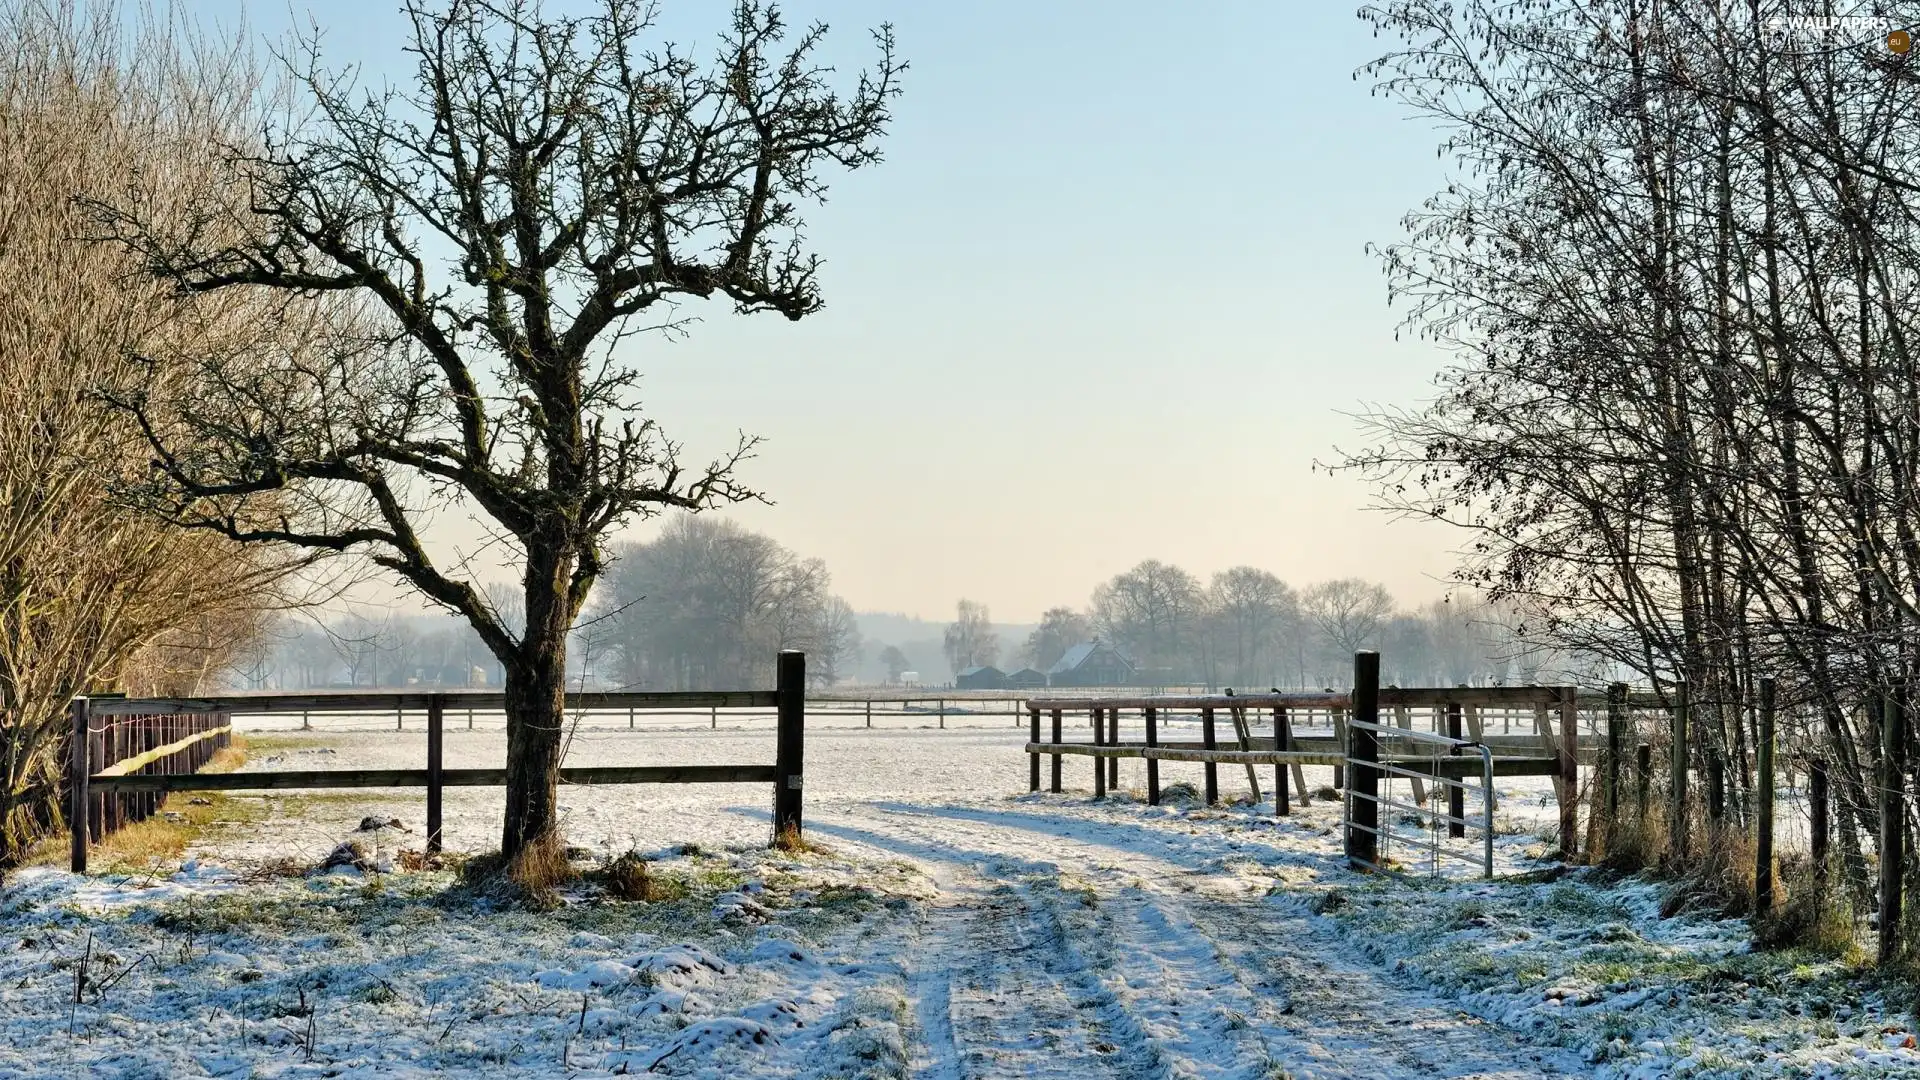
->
[899, 670, 921, 687]
[1003, 667, 1048, 690]
[1046, 641, 1137, 687]
[955, 665, 1008, 690]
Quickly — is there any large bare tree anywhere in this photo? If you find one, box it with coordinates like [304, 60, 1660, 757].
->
[92, 0, 901, 870]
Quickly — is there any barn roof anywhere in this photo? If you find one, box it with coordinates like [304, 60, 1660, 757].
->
[1046, 641, 1136, 676]
[956, 665, 1004, 677]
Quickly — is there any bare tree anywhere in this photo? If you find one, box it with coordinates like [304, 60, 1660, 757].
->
[1300, 579, 1393, 679]
[942, 599, 999, 675]
[1206, 567, 1297, 688]
[90, 0, 901, 870]
[1020, 607, 1089, 672]
[810, 596, 861, 687]
[1091, 560, 1205, 682]
[595, 516, 852, 690]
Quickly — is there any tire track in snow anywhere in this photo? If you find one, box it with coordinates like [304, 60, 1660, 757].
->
[901, 859, 1171, 1080]
[825, 802, 1590, 1080]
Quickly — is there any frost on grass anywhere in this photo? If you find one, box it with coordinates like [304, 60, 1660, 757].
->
[1312, 866, 1920, 1078]
[0, 844, 933, 1078]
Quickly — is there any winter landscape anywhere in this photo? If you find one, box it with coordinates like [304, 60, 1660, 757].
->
[9, 0, 1920, 1078]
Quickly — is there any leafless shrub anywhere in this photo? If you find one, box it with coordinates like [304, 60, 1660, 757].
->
[0, 1, 313, 863]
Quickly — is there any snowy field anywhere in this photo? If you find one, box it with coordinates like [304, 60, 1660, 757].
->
[2, 723, 1915, 1078]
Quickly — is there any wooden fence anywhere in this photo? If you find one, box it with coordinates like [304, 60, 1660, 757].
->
[64, 704, 233, 853]
[69, 651, 809, 872]
[1022, 662, 1589, 859]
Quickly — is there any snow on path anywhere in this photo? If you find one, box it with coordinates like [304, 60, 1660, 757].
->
[806, 799, 1592, 1080]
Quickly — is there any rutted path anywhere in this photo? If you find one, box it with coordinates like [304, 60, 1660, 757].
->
[808, 799, 1591, 1080]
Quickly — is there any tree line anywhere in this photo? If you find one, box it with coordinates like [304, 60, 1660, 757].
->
[926, 561, 1571, 690]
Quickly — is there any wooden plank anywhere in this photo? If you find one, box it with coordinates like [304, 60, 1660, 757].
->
[1025, 692, 1350, 711]
[90, 690, 781, 716]
[89, 764, 780, 793]
[1019, 686, 1567, 713]
[1027, 743, 1349, 765]
[1227, 702, 1260, 800]
[92, 725, 233, 777]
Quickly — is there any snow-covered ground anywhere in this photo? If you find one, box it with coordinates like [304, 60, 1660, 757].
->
[1, 725, 1911, 1078]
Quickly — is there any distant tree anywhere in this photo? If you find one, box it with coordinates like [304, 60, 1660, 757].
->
[1020, 607, 1089, 672]
[1301, 579, 1394, 678]
[942, 599, 1000, 675]
[92, 0, 902, 869]
[594, 517, 852, 690]
[878, 644, 911, 684]
[1206, 567, 1297, 687]
[811, 596, 862, 687]
[1091, 560, 1205, 682]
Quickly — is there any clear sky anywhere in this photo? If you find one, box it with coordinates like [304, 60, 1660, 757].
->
[183, 0, 1465, 623]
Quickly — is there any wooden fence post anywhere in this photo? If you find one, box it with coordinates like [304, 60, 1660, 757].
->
[773, 651, 805, 841]
[1050, 709, 1063, 793]
[1332, 707, 1347, 790]
[938, 699, 944, 730]
[1557, 686, 1579, 860]
[865, 700, 872, 729]
[1606, 683, 1627, 850]
[1669, 681, 1690, 865]
[427, 695, 445, 854]
[1275, 706, 1290, 817]
[1810, 756, 1829, 877]
[1345, 652, 1381, 871]
[69, 698, 90, 873]
[1446, 700, 1465, 838]
[1028, 707, 1041, 792]
[1879, 686, 1904, 966]
[1108, 708, 1120, 791]
[1201, 706, 1218, 806]
[1636, 743, 1652, 818]
[1145, 707, 1161, 805]
[1755, 677, 1776, 916]
[1098, 703, 1113, 795]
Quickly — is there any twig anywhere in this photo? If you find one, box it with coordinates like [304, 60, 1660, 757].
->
[91, 953, 150, 1004]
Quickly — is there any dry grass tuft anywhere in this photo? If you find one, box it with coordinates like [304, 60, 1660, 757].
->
[596, 851, 686, 901]
[771, 822, 831, 855]
[1660, 822, 1758, 918]
[1754, 855, 1859, 957]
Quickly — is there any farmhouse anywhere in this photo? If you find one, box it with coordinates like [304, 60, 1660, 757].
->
[955, 665, 1008, 690]
[1003, 666, 1048, 690]
[1045, 640, 1136, 687]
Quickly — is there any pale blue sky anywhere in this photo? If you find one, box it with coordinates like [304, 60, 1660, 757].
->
[184, 0, 1463, 621]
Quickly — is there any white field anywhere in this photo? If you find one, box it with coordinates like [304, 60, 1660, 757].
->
[0, 719, 1908, 1079]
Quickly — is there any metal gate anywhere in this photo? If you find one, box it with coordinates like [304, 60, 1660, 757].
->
[1343, 719, 1496, 878]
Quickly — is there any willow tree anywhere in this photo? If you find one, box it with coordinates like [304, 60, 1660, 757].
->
[94, 0, 901, 871]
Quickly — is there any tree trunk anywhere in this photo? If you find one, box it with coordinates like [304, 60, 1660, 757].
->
[500, 543, 573, 862]
[500, 644, 567, 860]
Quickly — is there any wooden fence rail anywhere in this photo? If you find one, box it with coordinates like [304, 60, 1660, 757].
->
[64, 702, 232, 867]
[70, 651, 809, 872]
[1022, 675, 1586, 859]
